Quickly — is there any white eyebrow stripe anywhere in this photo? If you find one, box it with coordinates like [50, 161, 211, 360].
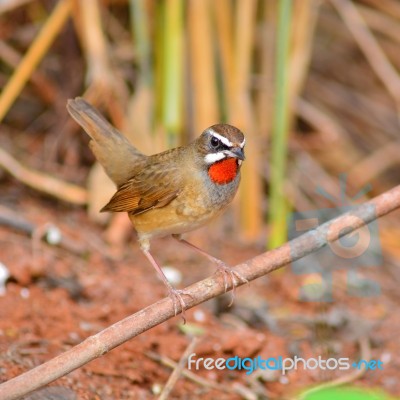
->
[209, 129, 233, 147]
[239, 138, 246, 148]
[204, 152, 226, 164]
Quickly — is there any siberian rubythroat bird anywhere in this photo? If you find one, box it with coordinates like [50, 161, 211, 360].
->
[67, 98, 247, 316]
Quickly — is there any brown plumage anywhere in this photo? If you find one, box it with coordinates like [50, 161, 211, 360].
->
[67, 97, 247, 319]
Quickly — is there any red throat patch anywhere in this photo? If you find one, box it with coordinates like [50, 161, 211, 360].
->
[208, 158, 238, 184]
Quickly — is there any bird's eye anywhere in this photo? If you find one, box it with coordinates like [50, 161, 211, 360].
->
[210, 136, 220, 148]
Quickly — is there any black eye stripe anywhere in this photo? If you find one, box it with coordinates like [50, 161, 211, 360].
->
[220, 143, 230, 151]
[210, 135, 231, 151]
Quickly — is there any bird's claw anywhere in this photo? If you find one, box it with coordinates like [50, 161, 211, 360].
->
[215, 262, 249, 307]
[168, 288, 193, 323]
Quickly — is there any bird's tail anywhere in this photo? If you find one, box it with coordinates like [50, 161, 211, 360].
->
[67, 97, 145, 186]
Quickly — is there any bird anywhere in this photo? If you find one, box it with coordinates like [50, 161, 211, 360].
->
[67, 97, 247, 318]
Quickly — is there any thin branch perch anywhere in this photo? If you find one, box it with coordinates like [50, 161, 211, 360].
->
[1, 185, 400, 399]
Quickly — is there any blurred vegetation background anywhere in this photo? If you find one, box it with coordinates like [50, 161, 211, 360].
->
[1, 1, 400, 398]
[1, 0, 400, 246]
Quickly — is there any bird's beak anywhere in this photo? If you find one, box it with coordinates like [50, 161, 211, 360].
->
[226, 147, 245, 161]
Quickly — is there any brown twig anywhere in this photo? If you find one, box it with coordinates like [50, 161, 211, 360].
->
[295, 97, 344, 142]
[0, 0, 72, 122]
[146, 351, 234, 395]
[1, 185, 400, 399]
[0, 147, 88, 205]
[0, 41, 58, 104]
[330, 0, 400, 116]
[158, 337, 200, 400]
[358, 3, 400, 43]
[149, 350, 258, 399]
[0, 205, 87, 256]
[360, 0, 400, 20]
[0, 0, 34, 14]
[297, 336, 371, 399]
[349, 141, 400, 188]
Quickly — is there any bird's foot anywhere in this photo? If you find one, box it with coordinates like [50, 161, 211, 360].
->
[214, 261, 249, 307]
[167, 287, 193, 323]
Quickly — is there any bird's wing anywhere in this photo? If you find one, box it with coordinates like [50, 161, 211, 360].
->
[101, 151, 183, 215]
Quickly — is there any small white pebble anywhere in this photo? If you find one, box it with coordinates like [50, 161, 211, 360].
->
[161, 266, 182, 285]
[256, 333, 265, 341]
[193, 310, 206, 322]
[101, 304, 111, 313]
[69, 332, 80, 341]
[46, 225, 62, 245]
[206, 371, 218, 380]
[212, 343, 221, 351]
[381, 352, 391, 364]
[20, 288, 30, 299]
[79, 322, 94, 331]
[152, 383, 162, 395]
[279, 375, 289, 384]
[0, 262, 10, 296]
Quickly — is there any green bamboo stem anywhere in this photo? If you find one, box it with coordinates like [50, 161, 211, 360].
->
[129, 0, 152, 87]
[268, 0, 293, 249]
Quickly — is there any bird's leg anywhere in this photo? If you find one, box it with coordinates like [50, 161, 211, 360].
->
[172, 234, 248, 306]
[140, 243, 192, 321]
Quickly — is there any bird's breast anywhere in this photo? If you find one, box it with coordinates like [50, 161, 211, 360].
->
[130, 165, 241, 239]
